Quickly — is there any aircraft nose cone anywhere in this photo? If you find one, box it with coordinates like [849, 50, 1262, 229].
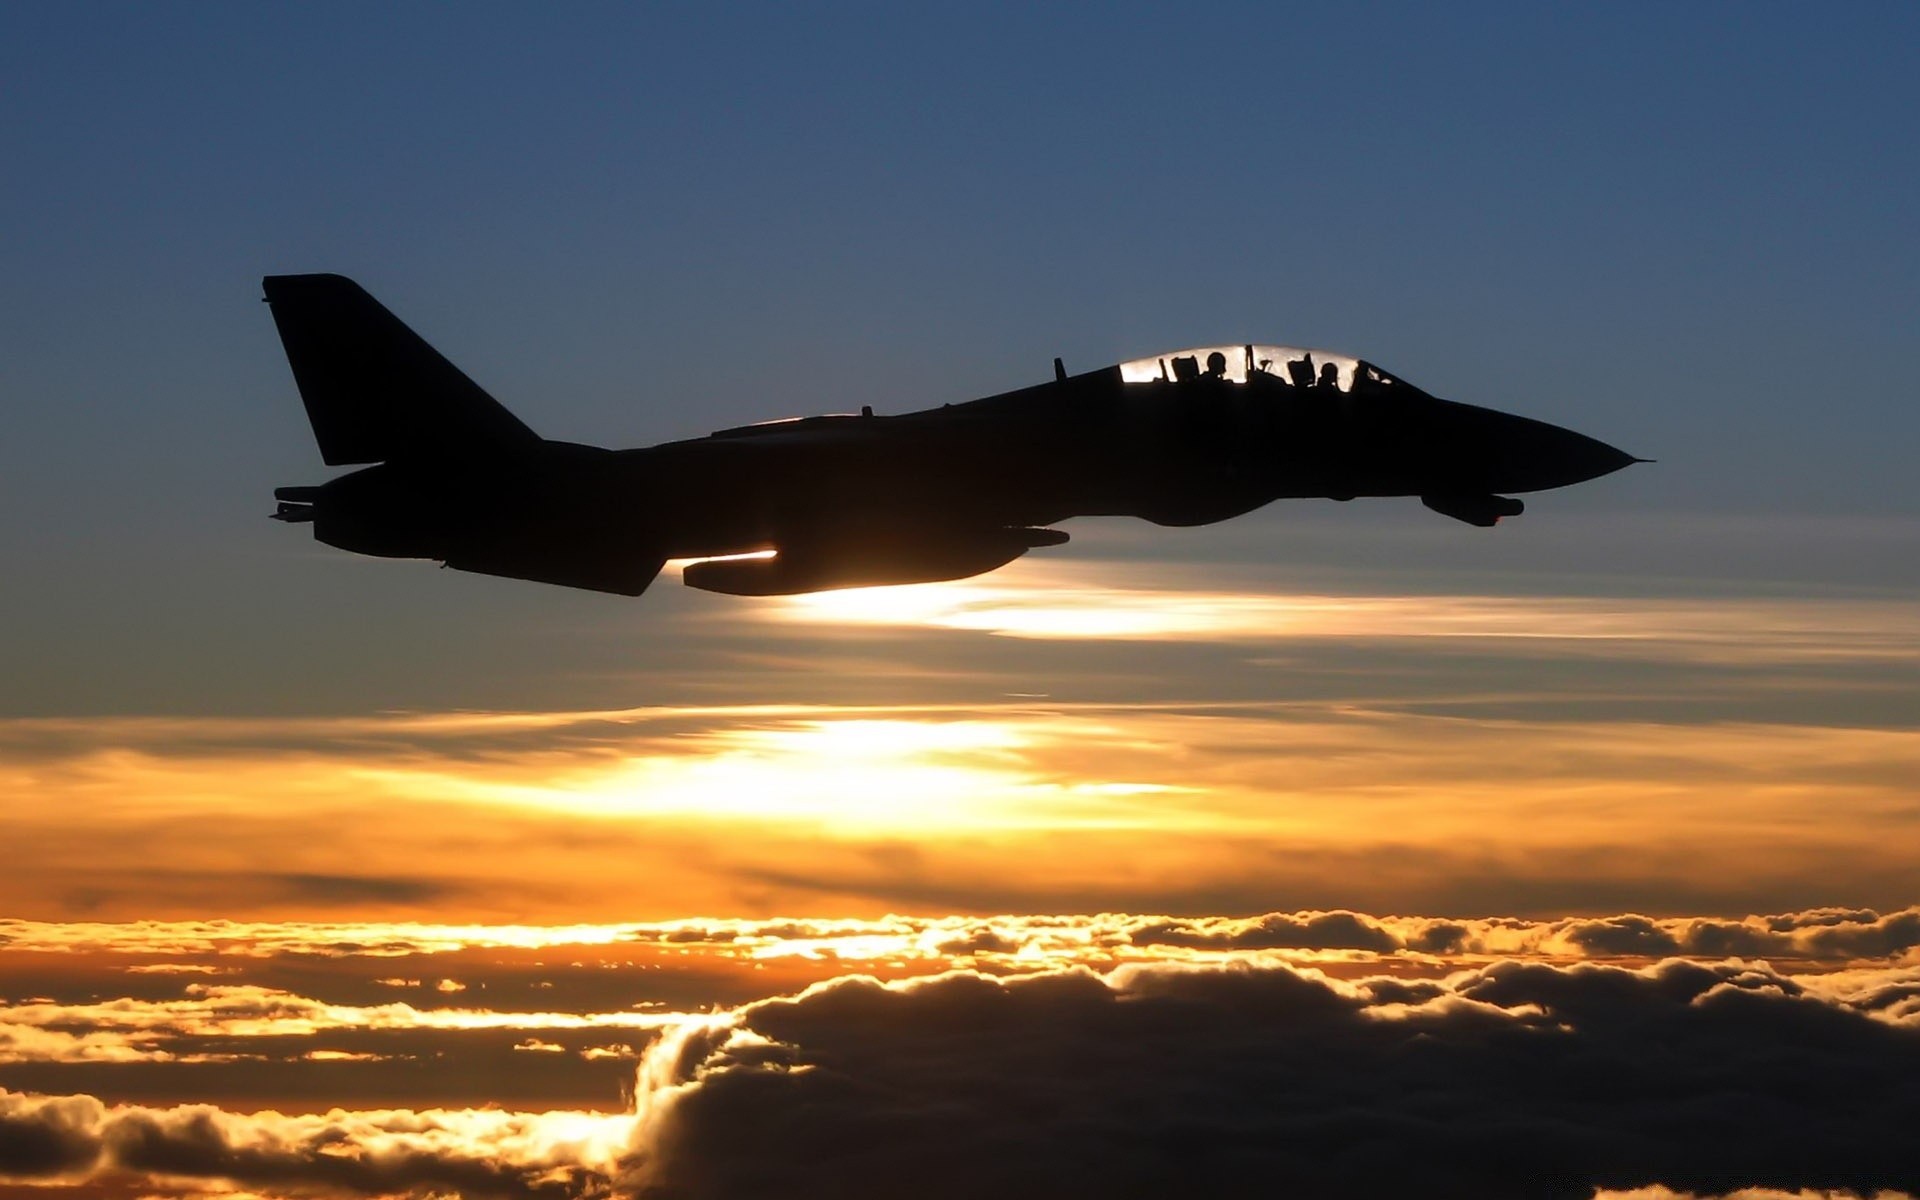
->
[1550, 426, 1639, 484]
[1468, 408, 1643, 493]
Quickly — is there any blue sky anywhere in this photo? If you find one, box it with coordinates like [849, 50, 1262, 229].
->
[2, 3, 1917, 716]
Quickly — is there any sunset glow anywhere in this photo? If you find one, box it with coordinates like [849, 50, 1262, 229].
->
[772, 560, 1920, 660]
[5, 670, 1916, 921]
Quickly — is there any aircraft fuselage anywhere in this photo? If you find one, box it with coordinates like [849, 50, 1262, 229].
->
[264, 275, 1639, 597]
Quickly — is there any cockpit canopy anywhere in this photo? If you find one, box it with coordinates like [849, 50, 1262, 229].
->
[1118, 345, 1407, 394]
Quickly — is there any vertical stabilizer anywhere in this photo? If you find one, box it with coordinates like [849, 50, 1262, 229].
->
[263, 273, 540, 466]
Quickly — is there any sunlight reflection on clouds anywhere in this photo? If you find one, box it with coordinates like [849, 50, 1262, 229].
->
[346, 716, 1198, 834]
[768, 559, 1920, 662]
[3, 701, 1917, 919]
[2, 559, 1914, 920]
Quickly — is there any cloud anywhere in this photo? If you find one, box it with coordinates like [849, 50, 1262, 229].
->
[6, 906, 1916, 972]
[620, 957, 1920, 1199]
[0, 1090, 625, 1198]
[4, 697, 1917, 921]
[1121, 906, 1920, 963]
[1129, 909, 1403, 953]
[0, 1022, 194, 1065]
[0, 1092, 101, 1176]
[6, 930, 1920, 1198]
[765, 560, 1920, 662]
[0, 984, 687, 1065]
[0, 919, 666, 957]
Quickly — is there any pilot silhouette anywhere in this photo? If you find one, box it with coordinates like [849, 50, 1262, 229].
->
[1205, 351, 1228, 378]
[1318, 361, 1340, 389]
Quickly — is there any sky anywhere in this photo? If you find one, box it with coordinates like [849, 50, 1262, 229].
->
[2, 4, 1918, 1199]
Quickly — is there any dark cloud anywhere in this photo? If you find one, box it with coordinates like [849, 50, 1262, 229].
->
[659, 928, 735, 944]
[1130, 909, 1401, 952]
[0, 1094, 100, 1177]
[621, 957, 1920, 1200]
[928, 925, 1024, 956]
[1559, 913, 1685, 956]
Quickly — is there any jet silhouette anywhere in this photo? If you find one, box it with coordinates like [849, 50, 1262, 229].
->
[265, 274, 1640, 597]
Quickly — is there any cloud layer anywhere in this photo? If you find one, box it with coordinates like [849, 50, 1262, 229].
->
[0, 1090, 626, 1198]
[4, 940, 1919, 1199]
[623, 957, 1920, 1199]
[1119, 905, 1920, 963]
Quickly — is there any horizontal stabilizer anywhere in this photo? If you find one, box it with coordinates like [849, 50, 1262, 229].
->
[263, 274, 540, 466]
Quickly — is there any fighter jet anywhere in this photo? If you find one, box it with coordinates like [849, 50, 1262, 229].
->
[265, 274, 1640, 597]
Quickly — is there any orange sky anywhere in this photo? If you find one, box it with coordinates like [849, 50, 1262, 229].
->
[6, 561, 1915, 923]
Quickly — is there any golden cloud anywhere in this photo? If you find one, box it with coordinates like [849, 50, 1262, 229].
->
[1, 693, 1916, 921]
